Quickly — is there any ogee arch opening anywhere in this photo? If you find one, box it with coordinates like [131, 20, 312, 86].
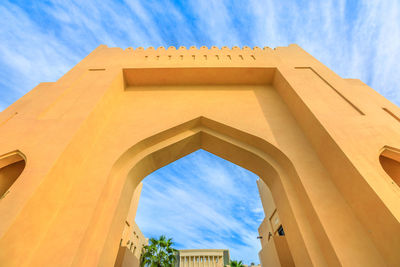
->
[74, 117, 330, 267]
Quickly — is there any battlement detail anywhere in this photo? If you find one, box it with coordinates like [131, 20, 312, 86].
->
[86, 44, 306, 67]
[123, 45, 287, 52]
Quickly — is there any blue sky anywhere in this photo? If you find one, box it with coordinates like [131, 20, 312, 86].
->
[136, 150, 263, 264]
[1, 0, 400, 264]
[1, 1, 400, 110]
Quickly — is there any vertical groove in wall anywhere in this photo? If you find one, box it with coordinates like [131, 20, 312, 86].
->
[295, 67, 365, 115]
[0, 112, 18, 127]
[382, 107, 400, 123]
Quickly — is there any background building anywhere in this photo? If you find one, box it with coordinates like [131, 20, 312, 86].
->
[176, 249, 230, 267]
[115, 183, 148, 267]
[256, 179, 294, 267]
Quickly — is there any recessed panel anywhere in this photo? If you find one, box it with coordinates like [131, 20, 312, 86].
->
[123, 67, 275, 89]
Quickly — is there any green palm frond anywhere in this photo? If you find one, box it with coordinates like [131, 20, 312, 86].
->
[140, 235, 178, 267]
[230, 260, 245, 267]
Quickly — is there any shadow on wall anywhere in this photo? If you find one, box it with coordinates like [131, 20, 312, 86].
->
[0, 151, 26, 199]
[379, 146, 400, 187]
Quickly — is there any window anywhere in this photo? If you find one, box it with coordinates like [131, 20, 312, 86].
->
[277, 225, 285, 236]
[379, 147, 400, 187]
[0, 151, 26, 198]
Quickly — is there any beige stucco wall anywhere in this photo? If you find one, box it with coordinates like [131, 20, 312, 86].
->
[0, 45, 399, 267]
[114, 221, 147, 267]
[114, 246, 140, 267]
[115, 182, 147, 267]
[258, 218, 280, 267]
[257, 180, 280, 267]
[257, 179, 294, 267]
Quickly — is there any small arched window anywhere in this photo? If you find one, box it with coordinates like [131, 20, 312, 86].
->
[379, 147, 400, 187]
[0, 151, 26, 199]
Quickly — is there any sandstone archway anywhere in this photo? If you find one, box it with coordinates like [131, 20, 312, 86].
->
[75, 117, 325, 266]
[0, 45, 398, 267]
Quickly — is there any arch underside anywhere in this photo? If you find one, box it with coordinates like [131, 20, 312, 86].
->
[74, 116, 336, 267]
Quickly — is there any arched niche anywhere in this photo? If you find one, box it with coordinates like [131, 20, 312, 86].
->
[379, 146, 400, 187]
[0, 151, 26, 198]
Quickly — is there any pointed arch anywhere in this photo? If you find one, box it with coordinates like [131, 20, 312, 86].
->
[73, 117, 332, 267]
[379, 146, 400, 187]
[0, 151, 26, 199]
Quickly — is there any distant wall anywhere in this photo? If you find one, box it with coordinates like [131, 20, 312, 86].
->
[257, 179, 294, 267]
[115, 182, 148, 267]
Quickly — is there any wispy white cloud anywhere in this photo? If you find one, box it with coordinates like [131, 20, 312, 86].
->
[187, 0, 241, 46]
[242, 0, 400, 105]
[1, 0, 399, 110]
[136, 150, 263, 264]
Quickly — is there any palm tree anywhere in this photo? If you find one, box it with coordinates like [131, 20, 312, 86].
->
[141, 235, 178, 267]
[230, 260, 245, 267]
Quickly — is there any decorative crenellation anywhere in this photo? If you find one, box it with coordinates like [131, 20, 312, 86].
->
[124, 45, 273, 51]
[122, 45, 282, 61]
